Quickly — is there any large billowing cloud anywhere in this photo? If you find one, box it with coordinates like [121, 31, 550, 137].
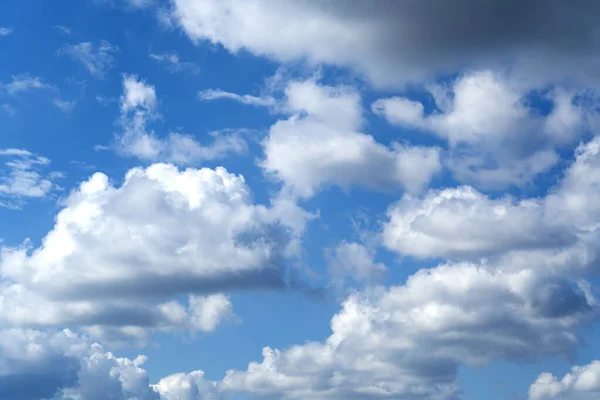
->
[170, 0, 600, 87]
[373, 71, 592, 188]
[0, 162, 308, 342]
[220, 261, 596, 400]
[261, 79, 441, 197]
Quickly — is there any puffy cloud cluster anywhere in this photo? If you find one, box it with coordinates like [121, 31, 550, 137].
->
[261, 79, 441, 197]
[170, 0, 600, 88]
[383, 135, 600, 265]
[373, 71, 592, 188]
[117, 75, 246, 164]
[0, 328, 217, 400]
[529, 360, 600, 400]
[221, 262, 596, 399]
[0, 162, 307, 343]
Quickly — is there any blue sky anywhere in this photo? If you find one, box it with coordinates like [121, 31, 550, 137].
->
[2, 1, 600, 399]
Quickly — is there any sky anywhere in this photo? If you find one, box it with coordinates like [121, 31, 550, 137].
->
[3, 0, 600, 399]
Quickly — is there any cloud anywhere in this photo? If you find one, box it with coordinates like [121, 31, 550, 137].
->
[54, 25, 72, 35]
[0, 149, 59, 208]
[198, 89, 275, 107]
[1, 104, 16, 115]
[58, 40, 118, 78]
[261, 79, 441, 197]
[0, 327, 222, 400]
[382, 134, 600, 266]
[0, 163, 309, 340]
[0, 27, 12, 36]
[53, 99, 76, 112]
[529, 360, 600, 399]
[372, 71, 592, 189]
[220, 261, 596, 400]
[2, 75, 55, 95]
[170, 0, 600, 88]
[117, 75, 246, 163]
[327, 241, 386, 284]
[149, 52, 200, 74]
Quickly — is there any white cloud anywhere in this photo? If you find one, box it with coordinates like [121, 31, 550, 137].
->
[372, 71, 591, 189]
[117, 75, 246, 164]
[169, 0, 600, 88]
[153, 370, 219, 400]
[58, 40, 118, 78]
[0, 163, 308, 338]
[529, 360, 600, 400]
[327, 241, 386, 283]
[221, 261, 596, 400]
[1, 104, 16, 115]
[95, 95, 116, 106]
[198, 89, 275, 107]
[2, 75, 55, 95]
[0, 149, 59, 208]
[382, 135, 600, 262]
[149, 52, 200, 74]
[54, 25, 72, 35]
[53, 99, 76, 112]
[0, 27, 12, 36]
[261, 79, 441, 197]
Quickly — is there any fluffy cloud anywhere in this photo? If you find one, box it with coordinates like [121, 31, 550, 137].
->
[529, 360, 600, 400]
[58, 40, 118, 78]
[373, 71, 591, 188]
[382, 135, 600, 262]
[0, 162, 307, 339]
[170, 0, 600, 88]
[117, 75, 246, 164]
[261, 79, 441, 197]
[0, 27, 12, 36]
[0, 149, 60, 209]
[0, 328, 218, 400]
[221, 261, 596, 400]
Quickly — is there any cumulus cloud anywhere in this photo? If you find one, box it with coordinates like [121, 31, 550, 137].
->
[58, 40, 118, 78]
[0, 149, 59, 208]
[382, 135, 600, 263]
[261, 79, 441, 197]
[0, 328, 219, 400]
[529, 360, 600, 400]
[170, 0, 600, 88]
[117, 75, 246, 163]
[0, 162, 310, 340]
[220, 261, 596, 400]
[373, 71, 591, 188]
[0, 27, 12, 36]
[149, 52, 200, 74]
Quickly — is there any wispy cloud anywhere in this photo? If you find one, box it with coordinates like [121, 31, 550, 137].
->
[198, 89, 276, 107]
[95, 95, 116, 106]
[0, 149, 60, 208]
[2, 74, 56, 95]
[58, 40, 118, 78]
[53, 99, 76, 112]
[1, 104, 16, 115]
[149, 52, 200, 74]
[54, 25, 72, 35]
[0, 27, 12, 36]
